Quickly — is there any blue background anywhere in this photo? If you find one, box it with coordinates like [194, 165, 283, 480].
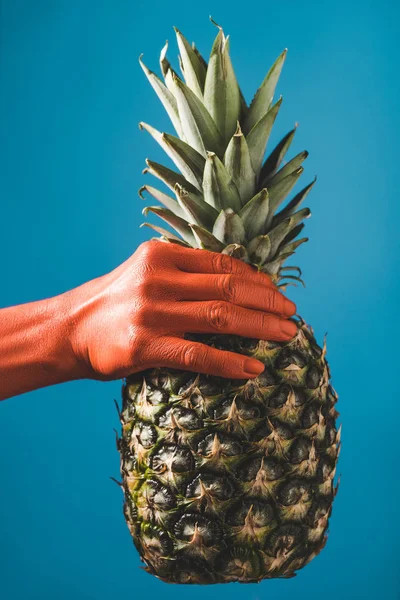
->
[1, 1, 399, 598]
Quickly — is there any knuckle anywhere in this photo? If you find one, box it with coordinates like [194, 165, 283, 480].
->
[139, 240, 159, 258]
[260, 312, 277, 335]
[266, 289, 278, 312]
[212, 252, 233, 274]
[181, 344, 202, 370]
[221, 274, 237, 303]
[133, 301, 154, 327]
[209, 301, 229, 331]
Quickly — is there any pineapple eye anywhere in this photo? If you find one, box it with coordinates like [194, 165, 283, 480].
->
[151, 444, 194, 473]
[137, 423, 158, 448]
[185, 472, 236, 501]
[141, 525, 173, 557]
[144, 480, 176, 510]
[226, 498, 275, 527]
[301, 403, 319, 428]
[306, 365, 322, 389]
[174, 514, 222, 546]
[278, 479, 311, 505]
[266, 523, 304, 554]
[318, 456, 335, 481]
[288, 436, 312, 463]
[173, 407, 204, 430]
[275, 348, 308, 370]
[196, 433, 243, 456]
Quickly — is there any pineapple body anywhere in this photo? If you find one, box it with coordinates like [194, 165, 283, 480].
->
[118, 24, 341, 583]
[119, 322, 340, 584]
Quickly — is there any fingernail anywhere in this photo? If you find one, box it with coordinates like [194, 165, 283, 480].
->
[244, 358, 265, 375]
[280, 319, 298, 337]
[284, 298, 296, 316]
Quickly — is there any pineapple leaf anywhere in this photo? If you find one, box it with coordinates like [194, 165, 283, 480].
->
[144, 159, 200, 196]
[140, 222, 187, 243]
[243, 49, 287, 134]
[246, 97, 282, 174]
[271, 178, 316, 227]
[259, 126, 297, 186]
[266, 150, 309, 187]
[264, 251, 294, 276]
[139, 122, 205, 190]
[279, 273, 306, 287]
[267, 167, 305, 218]
[238, 188, 269, 239]
[247, 234, 272, 265]
[222, 244, 250, 262]
[139, 184, 186, 219]
[278, 236, 308, 255]
[192, 43, 208, 70]
[142, 205, 195, 244]
[279, 223, 305, 247]
[175, 184, 219, 229]
[172, 74, 224, 157]
[224, 124, 256, 206]
[139, 55, 183, 139]
[203, 26, 241, 146]
[267, 208, 311, 258]
[159, 41, 170, 77]
[203, 151, 242, 212]
[174, 27, 207, 97]
[188, 223, 225, 251]
[212, 208, 246, 245]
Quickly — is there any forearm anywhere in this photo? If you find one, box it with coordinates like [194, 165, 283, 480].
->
[0, 294, 80, 400]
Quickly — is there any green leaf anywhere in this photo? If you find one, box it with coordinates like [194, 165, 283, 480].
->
[212, 208, 246, 245]
[279, 236, 308, 255]
[259, 126, 297, 186]
[175, 184, 219, 229]
[247, 234, 272, 265]
[192, 43, 208, 70]
[203, 26, 241, 146]
[246, 97, 282, 174]
[174, 27, 207, 97]
[144, 160, 200, 196]
[238, 188, 269, 239]
[279, 223, 305, 248]
[142, 205, 195, 245]
[172, 74, 224, 157]
[159, 41, 171, 78]
[243, 49, 287, 134]
[266, 150, 309, 187]
[271, 178, 316, 227]
[267, 208, 311, 258]
[267, 167, 305, 218]
[263, 252, 294, 276]
[139, 55, 183, 139]
[224, 124, 256, 205]
[202, 151, 242, 212]
[139, 122, 205, 189]
[140, 222, 188, 244]
[188, 223, 225, 251]
[222, 244, 250, 262]
[139, 184, 186, 218]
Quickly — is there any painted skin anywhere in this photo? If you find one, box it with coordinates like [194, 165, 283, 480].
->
[0, 241, 297, 401]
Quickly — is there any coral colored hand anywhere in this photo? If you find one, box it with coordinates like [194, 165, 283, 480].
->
[0, 241, 298, 400]
[66, 241, 297, 381]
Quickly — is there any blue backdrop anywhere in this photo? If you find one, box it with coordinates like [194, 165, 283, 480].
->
[1, 1, 399, 599]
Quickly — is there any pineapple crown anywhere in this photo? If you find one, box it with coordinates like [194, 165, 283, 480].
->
[138, 19, 315, 288]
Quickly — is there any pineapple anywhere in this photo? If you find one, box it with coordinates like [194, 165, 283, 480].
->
[117, 22, 341, 584]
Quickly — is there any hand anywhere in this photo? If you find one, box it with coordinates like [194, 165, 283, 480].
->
[66, 241, 297, 381]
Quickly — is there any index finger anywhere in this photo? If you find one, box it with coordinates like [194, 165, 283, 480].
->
[169, 245, 276, 288]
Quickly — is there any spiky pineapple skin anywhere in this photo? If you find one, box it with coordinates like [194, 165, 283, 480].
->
[118, 319, 340, 584]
